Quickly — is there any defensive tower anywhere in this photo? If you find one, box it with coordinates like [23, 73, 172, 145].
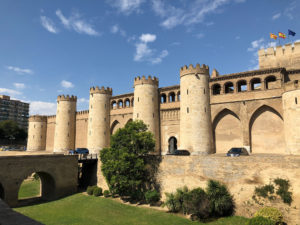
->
[179, 64, 213, 155]
[282, 80, 300, 155]
[258, 42, 300, 70]
[53, 95, 77, 153]
[27, 115, 47, 151]
[133, 76, 160, 153]
[87, 86, 112, 154]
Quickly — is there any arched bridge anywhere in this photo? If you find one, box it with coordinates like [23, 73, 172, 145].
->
[0, 154, 78, 207]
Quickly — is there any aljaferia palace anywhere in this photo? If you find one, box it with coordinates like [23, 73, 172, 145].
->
[7, 42, 300, 222]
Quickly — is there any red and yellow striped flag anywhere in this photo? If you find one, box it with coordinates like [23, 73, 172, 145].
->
[278, 32, 286, 39]
[270, 33, 277, 40]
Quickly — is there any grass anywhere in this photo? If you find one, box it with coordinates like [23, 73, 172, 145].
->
[15, 192, 249, 225]
[18, 179, 40, 199]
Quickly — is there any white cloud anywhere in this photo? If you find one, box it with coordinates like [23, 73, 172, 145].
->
[151, 0, 245, 29]
[0, 88, 22, 96]
[6, 66, 33, 75]
[56, 9, 99, 36]
[272, 13, 281, 20]
[40, 16, 59, 33]
[13, 83, 25, 89]
[108, 0, 145, 15]
[139, 33, 156, 43]
[61, 80, 74, 88]
[110, 24, 126, 37]
[195, 33, 205, 39]
[134, 33, 168, 64]
[78, 97, 89, 103]
[235, 36, 240, 40]
[29, 101, 56, 115]
[247, 38, 265, 52]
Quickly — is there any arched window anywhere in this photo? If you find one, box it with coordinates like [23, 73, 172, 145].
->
[161, 93, 167, 103]
[212, 84, 221, 95]
[131, 98, 134, 107]
[177, 91, 180, 101]
[224, 82, 234, 94]
[251, 78, 261, 90]
[265, 76, 276, 89]
[118, 100, 123, 108]
[168, 136, 177, 154]
[124, 98, 130, 107]
[168, 92, 176, 102]
[237, 80, 247, 92]
[111, 100, 117, 109]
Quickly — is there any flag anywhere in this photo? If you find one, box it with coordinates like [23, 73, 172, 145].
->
[288, 29, 296, 36]
[278, 32, 286, 39]
[270, 33, 277, 40]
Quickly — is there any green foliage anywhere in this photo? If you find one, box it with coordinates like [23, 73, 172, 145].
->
[247, 216, 276, 225]
[0, 120, 27, 141]
[182, 188, 210, 220]
[163, 193, 179, 212]
[254, 207, 283, 223]
[254, 184, 274, 198]
[100, 120, 155, 201]
[274, 178, 292, 205]
[206, 180, 235, 217]
[174, 186, 189, 214]
[103, 190, 110, 198]
[87, 186, 97, 195]
[145, 190, 160, 204]
[253, 178, 293, 205]
[33, 173, 40, 181]
[93, 187, 103, 197]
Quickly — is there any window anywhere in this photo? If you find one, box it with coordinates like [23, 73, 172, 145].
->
[250, 78, 261, 90]
[237, 80, 247, 92]
[187, 107, 189, 113]
[161, 94, 167, 103]
[265, 76, 276, 89]
[224, 82, 234, 94]
[168, 92, 176, 102]
[212, 84, 221, 95]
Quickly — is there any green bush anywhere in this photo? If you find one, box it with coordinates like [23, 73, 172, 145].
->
[103, 190, 110, 198]
[174, 186, 189, 214]
[206, 180, 235, 217]
[163, 193, 179, 212]
[254, 207, 283, 223]
[183, 188, 210, 220]
[87, 186, 97, 195]
[254, 184, 275, 198]
[274, 178, 293, 205]
[247, 216, 276, 225]
[93, 187, 103, 197]
[145, 190, 160, 204]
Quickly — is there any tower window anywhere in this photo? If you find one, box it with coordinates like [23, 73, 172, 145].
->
[187, 107, 189, 113]
[91, 105, 93, 109]
[205, 107, 206, 113]
[204, 88, 205, 94]
[137, 113, 139, 118]
[104, 117, 106, 121]
[153, 113, 154, 118]
[187, 89, 189, 95]
[138, 97, 139, 102]
[296, 97, 298, 104]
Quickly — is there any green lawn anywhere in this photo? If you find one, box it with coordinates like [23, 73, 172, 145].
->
[15, 193, 249, 225]
[18, 179, 40, 199]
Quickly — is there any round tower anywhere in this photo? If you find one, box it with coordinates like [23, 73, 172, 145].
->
[87, 86, 112, 154]
[282, 80, 300, 155]
[179, 64, 213, 155]
[133, 76, 160, 153]
[27, 115, 47, 151]
[53, 95, 77, 153]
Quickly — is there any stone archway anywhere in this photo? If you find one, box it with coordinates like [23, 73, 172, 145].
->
[213, 108, 243, 153]
[110, 120, 121, 135]
[168, 136, 177, 154]
[249, 105, 285, 154]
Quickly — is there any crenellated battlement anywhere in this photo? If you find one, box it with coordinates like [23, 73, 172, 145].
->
[134, 75, 158, 87]
[29, 115, 47, 122]
[57, 95, 77, 102]
[259, 42, 300, 70]
[180, 64, 209, 77]
[90, 86, 112, 95]
[76, 110, 89, 115]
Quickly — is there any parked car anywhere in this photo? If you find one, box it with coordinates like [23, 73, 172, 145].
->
[69, 148, 89, 155]
[226, 147, 249, 157]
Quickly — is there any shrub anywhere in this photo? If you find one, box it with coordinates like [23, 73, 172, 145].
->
[174, 186, 189, 214]
[254, 184, 275, 198]
[103, 190, 110, 198]
[87, 186, 97, 195]
[274, 178, 293, 205]
[254, 207, 283, 223]
[93, 187, 103, 197]
[183, 188, 210, 220]
[163, 193, 179, 212]
[206, 180, 235, 217]
[247, 216, 276, 225]
[145, 190, 160, 204]
[33, 173, 40, 180]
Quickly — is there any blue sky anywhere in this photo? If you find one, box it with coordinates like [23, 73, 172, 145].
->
[0, 0, 299, 115]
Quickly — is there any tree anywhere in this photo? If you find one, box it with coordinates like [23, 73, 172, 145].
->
[0, 120, 27, 142]
[100, 120, 155, 200]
